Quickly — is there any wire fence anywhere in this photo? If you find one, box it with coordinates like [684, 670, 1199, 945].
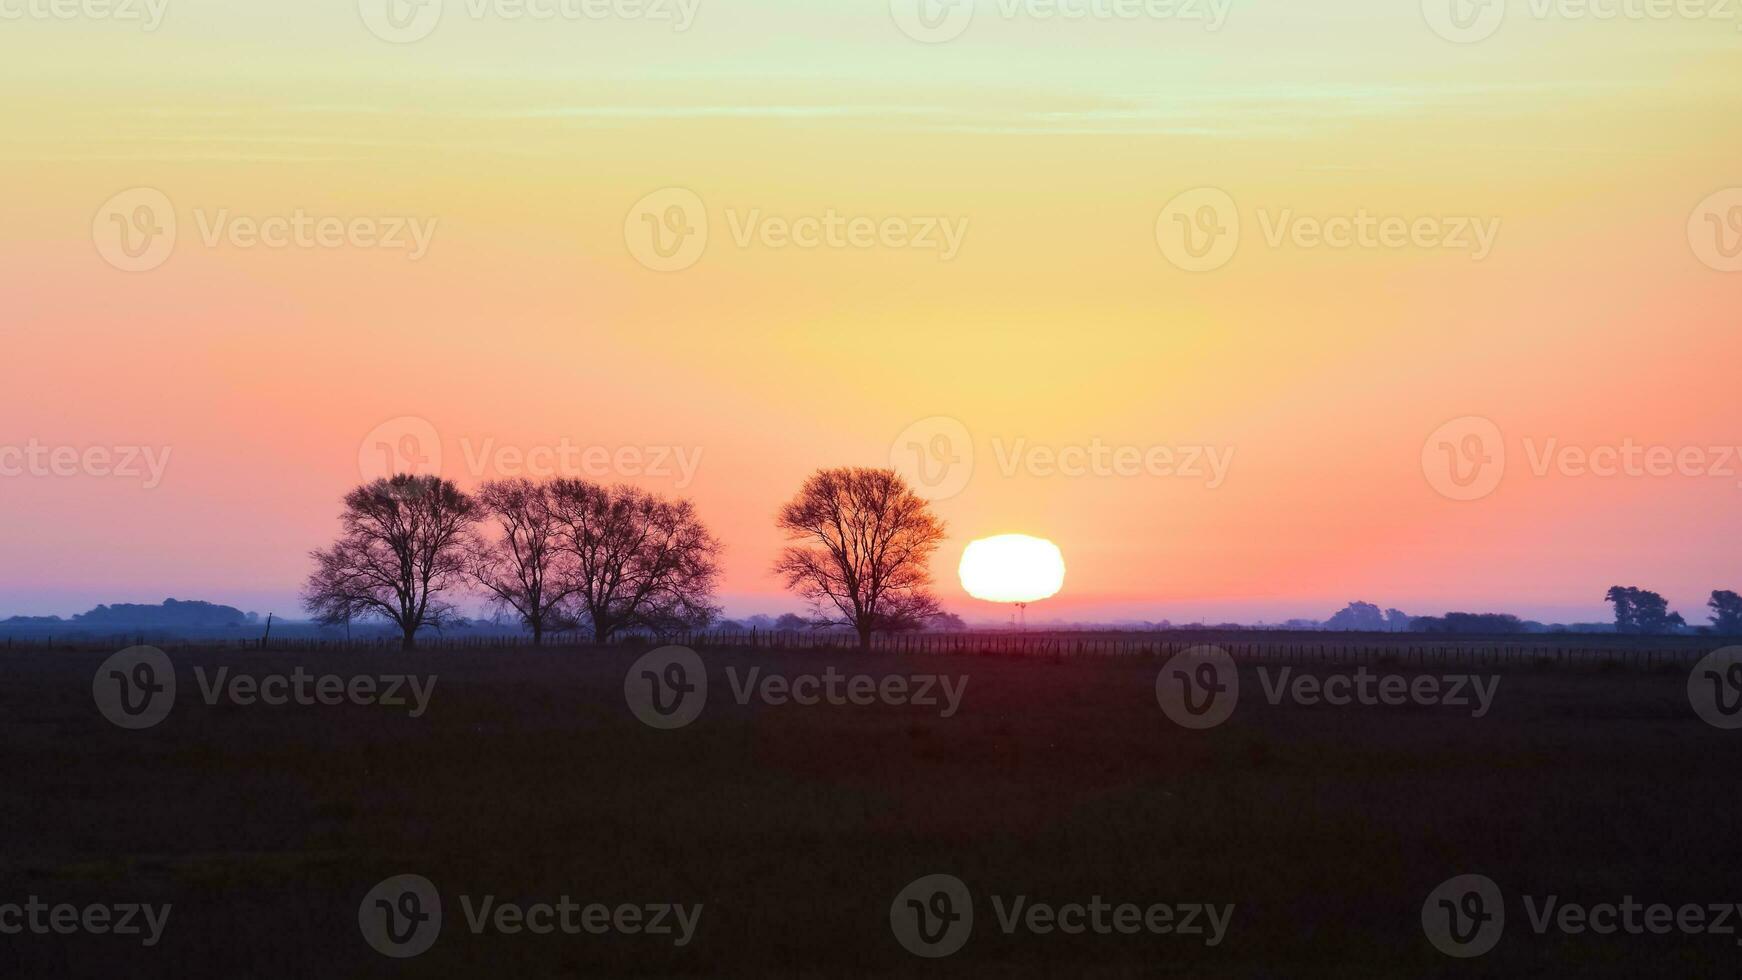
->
[3, 628, 1728, 672]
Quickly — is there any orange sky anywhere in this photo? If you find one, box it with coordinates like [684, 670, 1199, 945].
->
[2, 1, 1739, 624]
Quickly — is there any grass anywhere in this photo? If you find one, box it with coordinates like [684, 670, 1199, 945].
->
[1, 642, 1738, 977]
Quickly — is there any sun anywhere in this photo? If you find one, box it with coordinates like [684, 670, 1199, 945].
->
[958, 534, 1067, 604]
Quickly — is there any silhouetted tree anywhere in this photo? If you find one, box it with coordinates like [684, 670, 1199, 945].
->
[1410, 612, 1529, 634]
[1326, 601, 1386, 631]
[773, 467, 947, 651]
[469, 479, 576, 645]
[1606, 586, 1686, 635]
[774, 613, 811, 630]
[546, 479, 722, 643]
[928, 612, 968, 632]
[1385, 608, 1413, 632]
[1710, 590, 1742, 635]
[303, 475, 479, 651]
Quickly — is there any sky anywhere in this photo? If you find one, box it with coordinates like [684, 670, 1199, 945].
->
[1, 0, 1739, 625]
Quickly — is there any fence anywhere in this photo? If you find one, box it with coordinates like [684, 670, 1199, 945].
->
[4, 629, 1718, 672]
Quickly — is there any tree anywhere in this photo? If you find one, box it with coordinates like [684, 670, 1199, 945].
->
[1605, 586, 1686, 635]
[468, 479, 576, 645]
[1710, 590, 1742, 635]
[774, 613, 811, 631]
[928, 612, 968, 632]
[773, 467, 947, 651]
[1325, 601, 1386, 631]
[546, 479, 723, 643]
[303, 475, 479, 651]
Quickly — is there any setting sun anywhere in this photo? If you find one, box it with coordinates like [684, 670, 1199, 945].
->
[958, 534, 1067, 605]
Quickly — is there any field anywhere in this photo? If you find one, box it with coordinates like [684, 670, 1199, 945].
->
[3, 638, 1740, 977]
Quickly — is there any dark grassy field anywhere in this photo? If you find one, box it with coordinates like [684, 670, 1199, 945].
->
[3, 642, 1739, 977]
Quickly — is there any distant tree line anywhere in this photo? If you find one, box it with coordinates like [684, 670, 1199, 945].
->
[302, 467, 949, 651]
[1320, 588, 1742, 637]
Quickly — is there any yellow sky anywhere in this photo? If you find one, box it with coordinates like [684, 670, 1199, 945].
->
[2, 0, 1739, 622]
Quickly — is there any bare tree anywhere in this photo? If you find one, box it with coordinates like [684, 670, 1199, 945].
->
[303, 475, 479, 651]
[469, 479, 576, 645]
[546, 479, 723, 644]
[773, 467, 947, 651]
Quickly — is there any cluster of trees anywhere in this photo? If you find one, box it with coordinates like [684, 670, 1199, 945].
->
[1323, 602, 1413, 632]
[302, 467, 949, 651]
[1603, 586, 1742, 636]
[1326, 590, 1742, 636]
